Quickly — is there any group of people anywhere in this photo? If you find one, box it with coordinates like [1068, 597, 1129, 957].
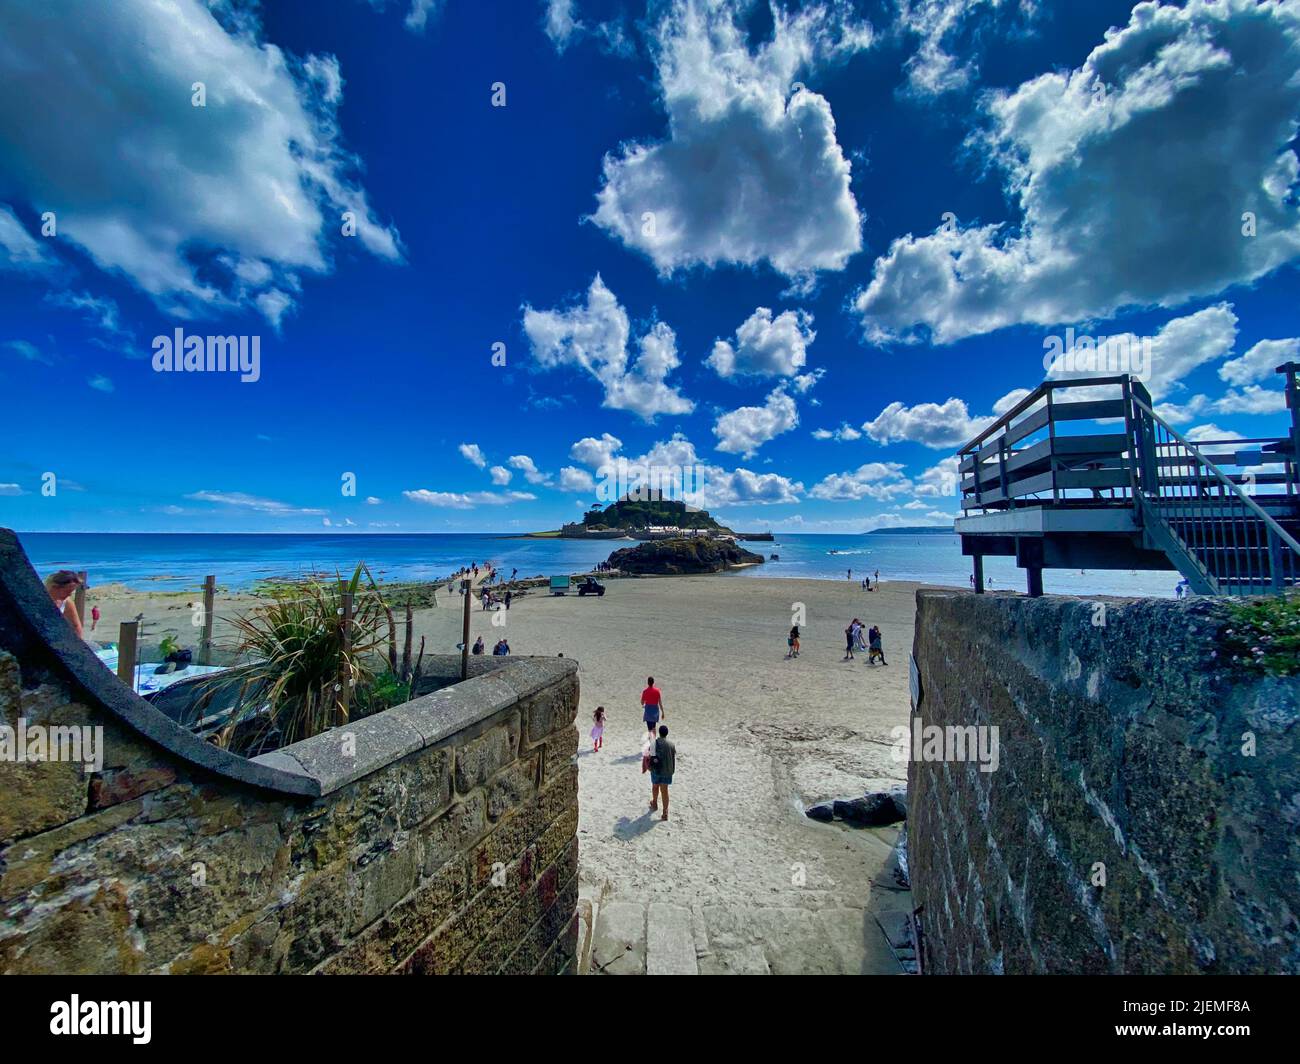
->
[481, 587, 512, 610]
[469, 635, 511, 655]
[587, 675, 677, 822]
[784, 619, 886, 664]
[844, 618, 887, 665]
[848, 568, 880, 590]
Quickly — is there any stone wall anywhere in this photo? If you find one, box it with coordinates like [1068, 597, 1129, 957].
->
[909, 589, 1300, 974]
[0, 529, 580, 974]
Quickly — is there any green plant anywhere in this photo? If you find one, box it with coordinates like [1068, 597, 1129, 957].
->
[195, 562, 390, 754]
[1222, 593, 1300, 676]
[352, 670, 412, 721]
[159, 635, 181, 658]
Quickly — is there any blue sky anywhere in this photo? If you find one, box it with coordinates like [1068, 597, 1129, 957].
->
[1, 0, 1298, 534]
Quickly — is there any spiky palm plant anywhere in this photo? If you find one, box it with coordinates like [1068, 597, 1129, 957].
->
[197, 563, 389, 755]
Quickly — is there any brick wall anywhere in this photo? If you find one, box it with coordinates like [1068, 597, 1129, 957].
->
[909, 589, 1300, 974]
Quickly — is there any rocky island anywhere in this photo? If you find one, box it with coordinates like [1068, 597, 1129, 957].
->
[606, 537, 765, 575]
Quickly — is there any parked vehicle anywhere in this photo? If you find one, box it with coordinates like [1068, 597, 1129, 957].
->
[576, 577, 606, 597]
[549, 575, 571, 596]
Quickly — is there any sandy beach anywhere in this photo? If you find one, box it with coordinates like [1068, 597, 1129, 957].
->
[87, 571, 923, 974]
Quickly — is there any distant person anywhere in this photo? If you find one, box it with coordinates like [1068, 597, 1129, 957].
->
[505, 590, 512, 610]
[90, 603, 101, 631]
[868, 625, 887, 666]
[471, 636, 485, 655]
[44, 571, 84, 638]
[787, 624, 801, 658]
[843, 619, 857, 661]
[492, 638, 510, 656]
[847, 568, 852, 580]
[591, 706, 606, 752]
[874, 569, 879, 584]
[641, 676, 664, 735]
[649, 725, 676, 821]
[511, 567, 517, 582]
[855, 620, 869, 654]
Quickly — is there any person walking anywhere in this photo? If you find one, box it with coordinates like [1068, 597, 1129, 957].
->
[868, 625, 888, 666]
[641, 676, 664, 735]
[505, 590, 512, 610]
[787, 624, 801, 658]
[590, 706, 606, 752]
[90, 603, 100, 631]
[649, 725, 676, 821]
[843, 619, 857, 661]
[471, 636, 485, 655]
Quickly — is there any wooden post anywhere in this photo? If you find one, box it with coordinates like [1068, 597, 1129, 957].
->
[117, 621, 139, 691]
[198, 575, 216, 665]
[460, 579, 472, 682]
[74, 571, 87, 628]
[401, 604, 414, 680]
[337, 592, 353, 725]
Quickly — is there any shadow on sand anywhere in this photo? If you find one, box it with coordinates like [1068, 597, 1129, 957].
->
[614, 810, 659, 840]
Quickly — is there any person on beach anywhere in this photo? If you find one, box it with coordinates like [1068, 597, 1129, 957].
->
[787, 624, 801, 658]
[44, 571, 84, 638]
[471, 636, 485, 655]
[649, 725, 676, 821]
[843, 619, 857, 660]
[641, 676, 664, 735]
[505, 590, 512, 610]
[868, 626, 887, 666]
[90, 604, 100, 631]
[855, 621, 869, 655]
[847, 568, 852, 581]
[511, 567, 517, 582]
[591, 706, 606, 752]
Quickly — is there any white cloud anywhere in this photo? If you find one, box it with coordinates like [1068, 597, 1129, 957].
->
[0, 0, 401, 321]
[913, 456, 961, 499]
[896, 0, 1038, 97]
[543, 0, 580, 50]
[365, 496, 382, 504]
[808, 461, 910, 501]
[1212, 385, 1287, 415]
[363, 0, 444, 34]
[3, 339, 53, 365]
[863, 388, 1028, 449]
[522, 275, 694, 421]
[1186, 424, 1245, 443]
[1046, 305, 1239, 402]
[1220, 337, 1300, 387]
[568, 431, 802, 506]
[489, 465, 512, 486]
[559, 466, 596, 493]
[855, 0, 1300, 343]
[0, 483, 24, 496]
[708, 307, 816, 380]
[87, 374, 114, 393]
[0, 205, 48, 269]
[713, 386, 799, 457]
[403, 489, 537, 509]
[570, 433, 623, 470]
[459, 443, 487, 469]
[811, 422, 862, 442]
[184, 490, 326, 515]
[509, 454, 552, 486]
[590, 0, 869, 280]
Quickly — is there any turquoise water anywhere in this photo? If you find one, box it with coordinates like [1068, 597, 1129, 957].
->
[12, 531, 1178, 598]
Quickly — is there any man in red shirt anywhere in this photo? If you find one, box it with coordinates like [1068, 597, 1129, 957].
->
[641, 676, 665, 735]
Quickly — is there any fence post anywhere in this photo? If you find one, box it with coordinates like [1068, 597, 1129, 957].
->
[198, 575, 215, 665]
[74, 571, 87, 628]
[117, 620, 138, 691]
[337, 591, 353, 725]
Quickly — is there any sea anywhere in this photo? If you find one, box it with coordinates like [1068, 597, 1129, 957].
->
[12, 531, 1179, 598]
